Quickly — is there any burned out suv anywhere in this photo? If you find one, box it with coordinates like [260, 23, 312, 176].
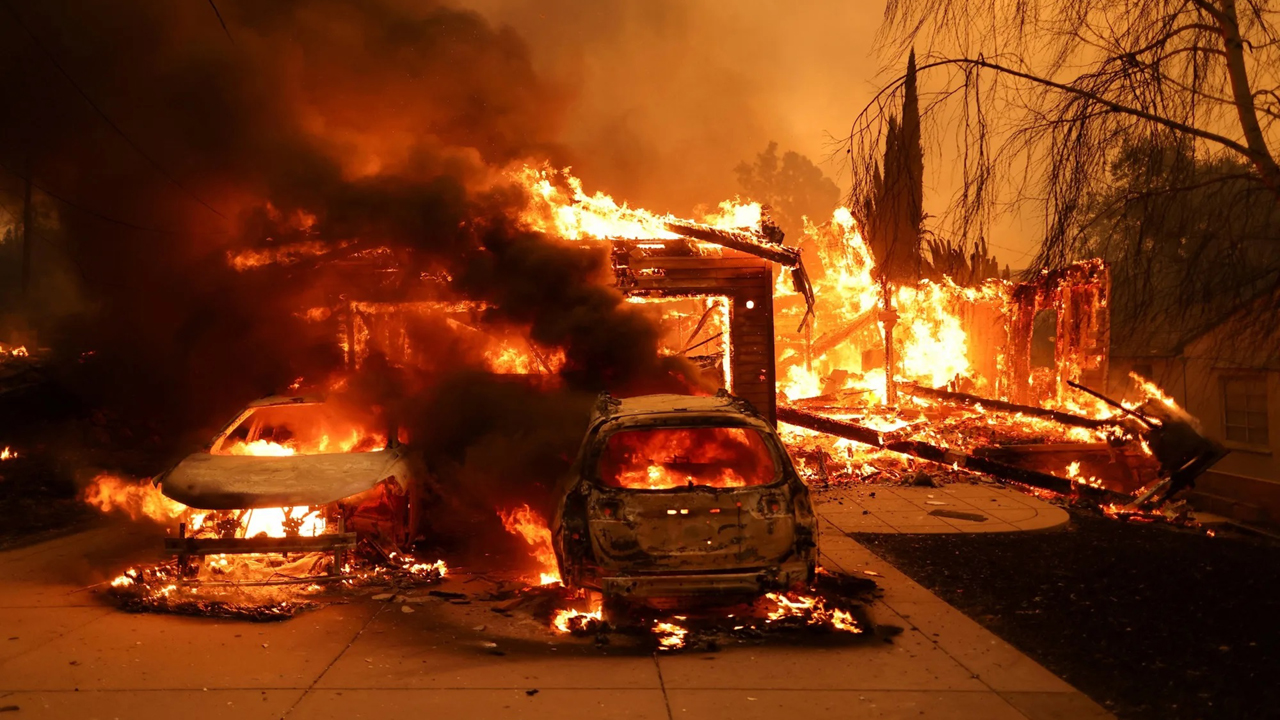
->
[552, 391, 817, 610]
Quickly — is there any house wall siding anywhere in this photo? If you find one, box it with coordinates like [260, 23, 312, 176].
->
[1111, 324, 1280, 521]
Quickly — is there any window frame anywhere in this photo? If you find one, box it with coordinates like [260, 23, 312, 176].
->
[1220, 373, 1271, 453]
[586, 419, 787, 492]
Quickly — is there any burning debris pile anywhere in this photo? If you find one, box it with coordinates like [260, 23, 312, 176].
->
[535, 570, 878, 652]
[108, 550, 447, 621]
[85, 472, 446, 620]
[771, 213, 1223, 523]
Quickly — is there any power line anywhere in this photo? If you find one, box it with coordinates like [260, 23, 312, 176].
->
[0, 157, 228, 236]
[1, 0, 231, 222]
[0, 196, 90, 283]
[206, 0, 234, 43]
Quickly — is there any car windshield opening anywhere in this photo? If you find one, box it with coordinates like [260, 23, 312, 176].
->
[597, 425, 780, 490]
[215, 404, 388, 456]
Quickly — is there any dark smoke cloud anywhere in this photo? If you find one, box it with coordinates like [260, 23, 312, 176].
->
[0, 0, 699, 530]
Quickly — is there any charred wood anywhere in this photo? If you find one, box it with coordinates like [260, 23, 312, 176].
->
[902, 383, 1118, 430]
[776, 405, 1128, 501]
[663, 221, 800, 267]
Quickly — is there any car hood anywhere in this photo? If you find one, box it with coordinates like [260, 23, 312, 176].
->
[159, 450, 399, 510]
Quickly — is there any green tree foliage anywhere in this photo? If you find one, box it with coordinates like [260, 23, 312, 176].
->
[734, 141, 840, 240]
[869, 49, 925, 283]
[1082, 135, 1280, 352]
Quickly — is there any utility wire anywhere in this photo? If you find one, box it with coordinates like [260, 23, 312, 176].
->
[0, 157, 228, 236]
[0, 196, 90, 283]
[1, 0, 231, 222]
[206, 0, 234, 42]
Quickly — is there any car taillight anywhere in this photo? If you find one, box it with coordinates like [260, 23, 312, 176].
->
[761, 495, 786, 515]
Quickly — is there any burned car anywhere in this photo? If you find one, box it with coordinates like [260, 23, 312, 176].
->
[158, 395, 430, 572]
[553, 391, 817, 614]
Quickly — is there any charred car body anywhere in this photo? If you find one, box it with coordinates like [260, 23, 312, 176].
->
[158, 395, 431, 573]
[553, 391, 817, 610]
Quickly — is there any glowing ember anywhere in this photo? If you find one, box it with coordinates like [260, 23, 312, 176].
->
[385, 552, 449, 579]
[763, 592, 863, 633]
[551, 607, 604, 634]
[106, 548, 447, 620]
[498, 504, 560, 585]
[652, 620, 689, 650]
[227, 240, 334, 271]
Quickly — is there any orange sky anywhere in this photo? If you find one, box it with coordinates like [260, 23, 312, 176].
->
[459, 0, 1040, 269]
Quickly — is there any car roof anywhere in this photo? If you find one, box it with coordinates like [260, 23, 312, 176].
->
[613, 393, 739, 414]
[592, 392, 762, 424]
[245, 395, 326, 408]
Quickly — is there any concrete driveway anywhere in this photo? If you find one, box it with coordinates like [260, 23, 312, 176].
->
[0, 500, 1110, 720]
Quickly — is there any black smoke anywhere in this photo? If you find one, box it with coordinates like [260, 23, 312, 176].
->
[0, 0, 702, 542]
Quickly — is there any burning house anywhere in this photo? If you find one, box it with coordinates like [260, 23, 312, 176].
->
[68, 162, 1220, 633]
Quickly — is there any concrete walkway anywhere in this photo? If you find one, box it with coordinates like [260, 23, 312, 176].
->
[0, 511, 1105, 719]
[819, 483, 1070, 534]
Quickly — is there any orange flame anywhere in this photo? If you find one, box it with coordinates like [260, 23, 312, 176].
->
[598, 427, 777, 490]
[776, 208, 1009, 405]
[764, 592, 862, 633]
[498, 504, 560, 585]
[512, 165, 761, 241]
[653, 620, 689, 650]
[81, 473, 188, 523]
[551, 607, 603, 634]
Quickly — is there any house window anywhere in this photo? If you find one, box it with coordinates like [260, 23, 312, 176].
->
[1222, 376, 1270, 448]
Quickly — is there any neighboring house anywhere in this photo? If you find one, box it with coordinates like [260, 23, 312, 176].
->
[1108, 295, 1280, 524]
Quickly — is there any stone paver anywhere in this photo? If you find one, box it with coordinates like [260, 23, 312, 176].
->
[0, 690, 304, 720]
[818, 483, 1069, 534]
[292, 689, 670, 719]
[667, 690, 1030, 719]
[0, 514, 1107, 719]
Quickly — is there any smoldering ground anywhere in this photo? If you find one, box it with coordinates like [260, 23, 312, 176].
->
[0, 0, 703, 547]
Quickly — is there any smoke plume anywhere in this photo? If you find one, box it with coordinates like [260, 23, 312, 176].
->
[0, 0, 700, 531]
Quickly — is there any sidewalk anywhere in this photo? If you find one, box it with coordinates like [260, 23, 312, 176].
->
[819, 483, 1070, 534]
[0, 509, 1106, 719]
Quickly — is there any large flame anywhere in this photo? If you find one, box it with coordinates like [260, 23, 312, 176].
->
[513, 165, 762, 241]
[598, 426, 778, 490]
[498, 504, 560, 585]
[776, 208, 1009, 405]
[81, 473, 188, 523]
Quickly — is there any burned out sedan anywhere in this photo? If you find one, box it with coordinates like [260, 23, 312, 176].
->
[552, 391, 817, 613]
[157, 395, 430, 571]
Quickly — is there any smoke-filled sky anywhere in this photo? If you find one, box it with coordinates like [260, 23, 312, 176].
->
[0, 0, 1036, 286]
[456, 0, 1039, 266]
[457, 1, 881, 210]
[0, 0, 1037, 533]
